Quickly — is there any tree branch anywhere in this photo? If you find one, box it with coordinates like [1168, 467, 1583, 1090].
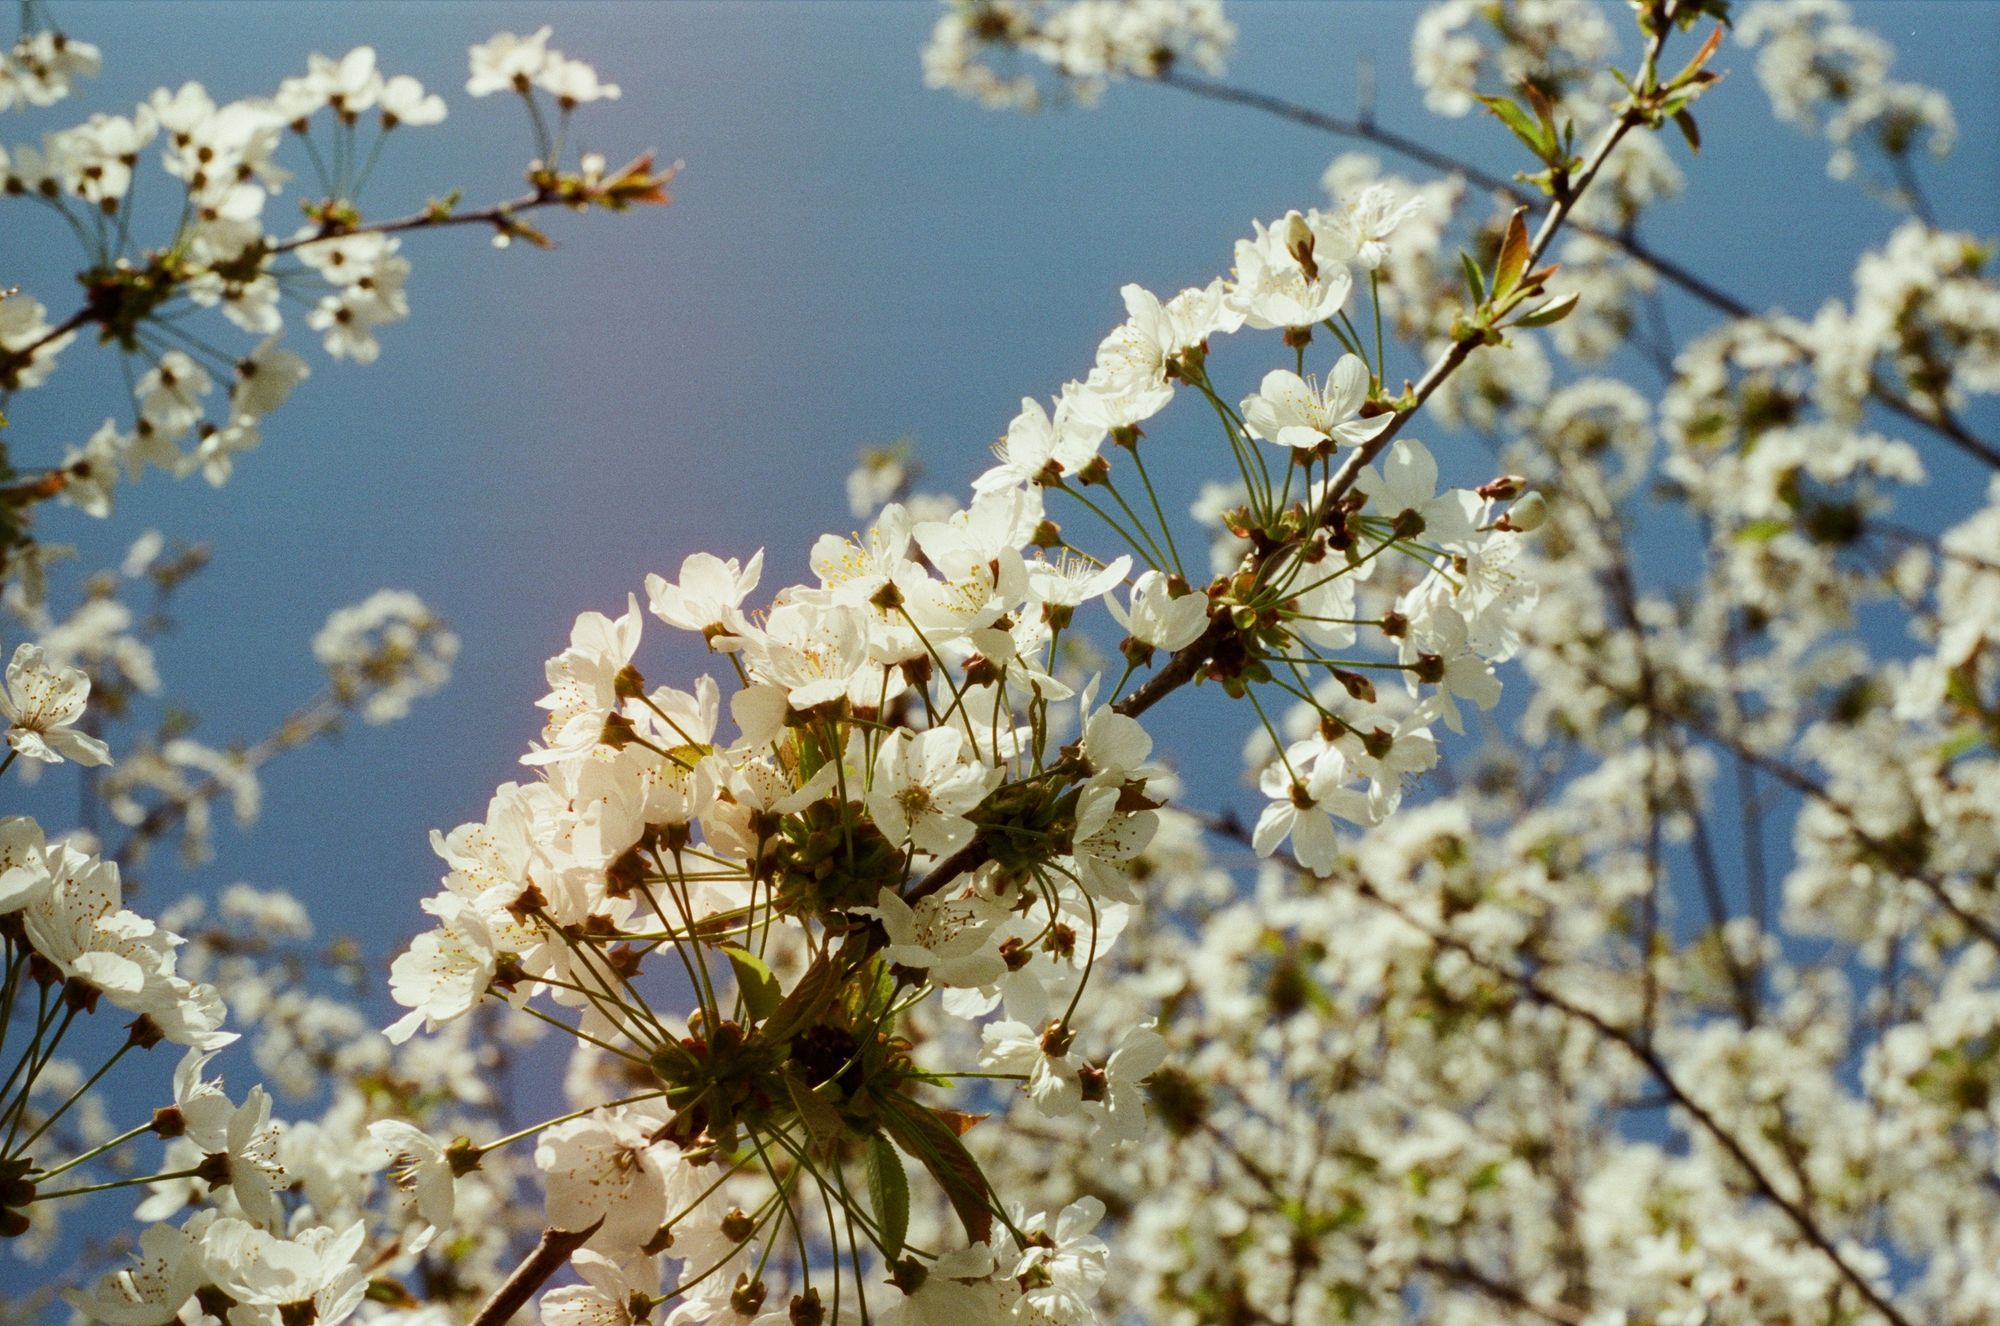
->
[467, 1219, 603, 1326]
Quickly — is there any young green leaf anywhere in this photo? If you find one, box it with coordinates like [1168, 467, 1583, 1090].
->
[721, 945, 781, 1022]
[867, 1133, 911, 1261]
[1493, 207, 1532, 300]
[1673, 108, 1702, 154]
[879, 1098, 994, 1244]
[757, 954, 841, 1046]
[1476, 94, 1553, 161]
[782, 1069, 846, 1152]
[1515, 291, 1581, 327]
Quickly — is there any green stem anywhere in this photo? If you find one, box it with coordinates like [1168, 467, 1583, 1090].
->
[33, 1164, 205, 1202]
[28, 1118, 153, 1182]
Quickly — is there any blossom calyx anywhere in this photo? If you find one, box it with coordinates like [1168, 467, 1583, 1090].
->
[730, 1274, 767, 1316]
[445, 1136, 484, 1176]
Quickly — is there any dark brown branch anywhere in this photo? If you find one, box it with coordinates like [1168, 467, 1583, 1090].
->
[467, 1219, 603, 1326]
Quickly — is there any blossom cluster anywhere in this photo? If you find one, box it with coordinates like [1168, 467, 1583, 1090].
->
[923, 0, 1233, 110]
[0, 16, 667, 601]
[910, 4, 2000, 1325]
[355, 13, 1729, 1308]
[31, 3, 1994, 1326]
[1738, 0, 1956, 193]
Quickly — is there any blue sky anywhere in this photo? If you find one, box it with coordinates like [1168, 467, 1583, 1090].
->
[5, 0, 1996, 1014]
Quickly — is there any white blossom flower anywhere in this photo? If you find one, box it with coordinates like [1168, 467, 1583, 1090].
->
[879, 1243, 1006, 1326]
[64, 1222, 204, 1326]
[537, 52, 620, 107]
[0, 815, 50, 913]
[646, 549, 764, 642]
[218, 1088, 287, 1229]
[1011, 1197, 1110, 1321]
[981, 1018, 1084, 1116]
[201, 1218, 369, 1326]
[1240, 355, 1390, 453]
[1252, 740, 1367, 874]
[535, 1108, 677, 1251]
[524, 595, 644, 765]
[866, 727, 1000, 857]
[858, 887, 1007, 987]
[467, 27, 553, 97]
[1082, 1023, 1168, 1149]
[1107, 570, 1208, 652]
[1, 642, 113, 766]
[1229, 209, 1356, 330]
[1353, 438, 1478, 550]
[379, 73, 445, 127]
[539, 1251, 655, 1326]
[170, 1042, 240, 1152]
[369, 1119, 457, 1249]
[385, 893, 500, 1043]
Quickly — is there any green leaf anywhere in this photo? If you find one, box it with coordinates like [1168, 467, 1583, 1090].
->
[1669, 23, 1727, 88]
[1476, 94, 1552, 161]
[1672, 108, 1702, 155]
[721, 945, 781, 1022]
[1514, 291, 1580, 327]
[1521, 82, 1560, 146]
[879, 1099, 993, 1244]
[866, 1133, 910, 1261]
[1493, 207, 1531, 300]
[757, 954, 841, 1047]
[1460, 251, 1486, 305]
[782, 1069, 845, 1153]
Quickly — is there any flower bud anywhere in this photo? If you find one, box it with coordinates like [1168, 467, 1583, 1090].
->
[1496, 491, 1548, 532]
[1476, 473, 1528, 501]
[1283, 209, 1318, 280]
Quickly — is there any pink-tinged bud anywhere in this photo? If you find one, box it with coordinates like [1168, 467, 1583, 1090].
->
[1477, 474, 1528, 501]
[1332, 668, 1376, 703]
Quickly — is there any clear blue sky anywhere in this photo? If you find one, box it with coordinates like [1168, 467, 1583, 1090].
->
[6, 0, 1996, 1006]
